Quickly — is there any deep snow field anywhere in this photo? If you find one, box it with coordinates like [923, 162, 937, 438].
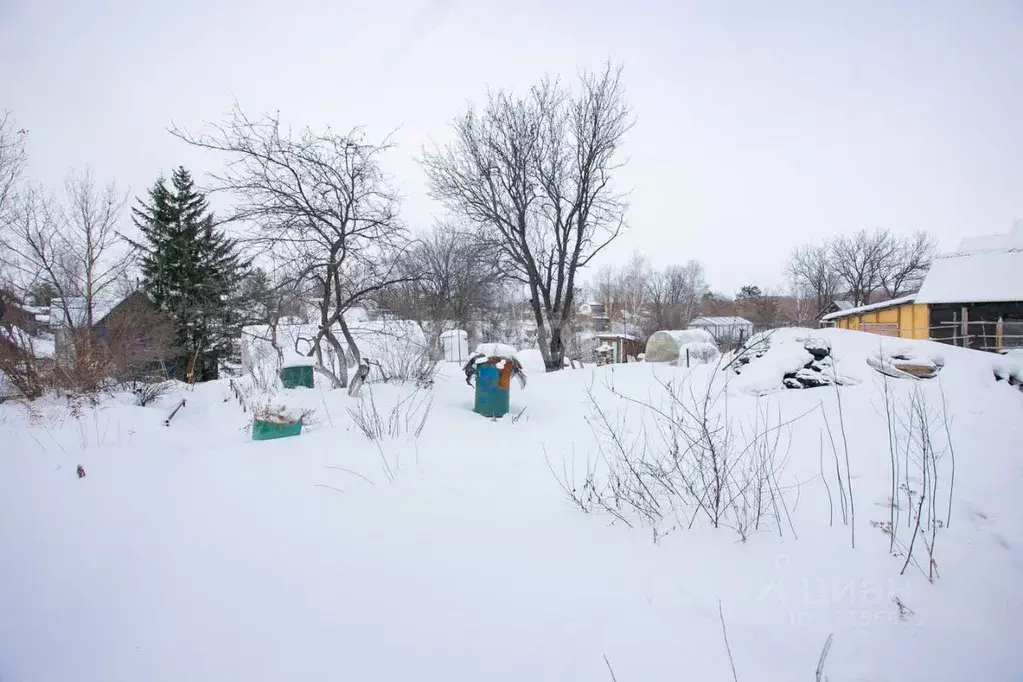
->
[1, 328, 1022, 681]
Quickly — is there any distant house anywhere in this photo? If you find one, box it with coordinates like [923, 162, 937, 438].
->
[818, 301, 855, 326]
[51, 291, 182, 380]
[92, 291, 179, 380]
[820, 223, 1023, 352]
[688, 316, 754, 344]
[577, 301, 611, 332]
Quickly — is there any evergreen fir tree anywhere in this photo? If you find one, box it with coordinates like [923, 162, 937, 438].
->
[131, 167, 247, 381]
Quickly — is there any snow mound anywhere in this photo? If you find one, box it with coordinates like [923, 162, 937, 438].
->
[993, 355, 1023, 387]
[280, 351, 314, 369]
[514, 348, 546, 375]
[730, 328, 858, 394]
[867, 347, 945, 380]
[729, 327, 1018, 396]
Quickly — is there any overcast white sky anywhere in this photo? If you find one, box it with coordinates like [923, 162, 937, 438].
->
[3, 0, 1022, 295]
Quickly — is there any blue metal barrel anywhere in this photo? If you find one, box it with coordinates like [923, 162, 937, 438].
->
[474, 363, 510, 417]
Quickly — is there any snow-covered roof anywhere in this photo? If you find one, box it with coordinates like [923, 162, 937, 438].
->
[49, 294, 125, 327]
[689, 316, 752, 327]
[830, 301, 855, 312]
[820, 294, 917, 321]
[915, 246, 1023, 305]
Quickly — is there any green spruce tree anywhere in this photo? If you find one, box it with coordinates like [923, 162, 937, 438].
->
[131, 167, 247, 381]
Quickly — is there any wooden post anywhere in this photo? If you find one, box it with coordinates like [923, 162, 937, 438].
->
[686, 348, 690, 368]
[961, 306, 969, 348]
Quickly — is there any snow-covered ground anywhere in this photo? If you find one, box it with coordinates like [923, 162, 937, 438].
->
[1, 329, 1022, 681]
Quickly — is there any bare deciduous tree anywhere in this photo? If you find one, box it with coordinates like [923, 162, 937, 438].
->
[645, 260, 708, 332]
[829, 229, 897, 306]
[0, 111, 27, 223]
[879, 230, 936, 299]
[789, 228, 936, 313]
[1, 168, 129, 328]
[785, 243, 840, 315]
[0, 184, 79, 321]
[60, 169, 130, 326]
[423, 62, 632, 370]
[172, 106, 413, 388]
[378, 222, 506, 352]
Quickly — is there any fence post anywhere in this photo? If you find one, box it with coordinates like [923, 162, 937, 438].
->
[686, 348, 690, 368]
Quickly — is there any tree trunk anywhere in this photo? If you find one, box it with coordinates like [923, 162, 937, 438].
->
[527, 288, 556, 370]
[548, 325, 565, 371]
[320, 327, 348, 388]
[338, 316, 360, 367]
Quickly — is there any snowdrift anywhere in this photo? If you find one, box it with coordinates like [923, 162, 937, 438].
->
[724, 327, 1006, 396]
[1, 327, 1022, 682]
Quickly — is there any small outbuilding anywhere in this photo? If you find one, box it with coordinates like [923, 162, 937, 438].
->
[594, 333, 644, 364]
[440, 329, 469, 363]
[819, 295, 928, 340]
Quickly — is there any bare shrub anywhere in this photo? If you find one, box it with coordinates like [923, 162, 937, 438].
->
[127, 379, 171, 407]
[551, 368, 804, 542]
[348, 385, 433, 442]
[347, 385, 433, 484]
[877, 375, 952, 582]
[371, 343, 440, 388]
[0, 324, 48, 399]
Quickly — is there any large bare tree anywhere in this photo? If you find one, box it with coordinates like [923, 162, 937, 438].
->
[171, 106, 412, 387]
[828, 229, 896, 306]
[0, 169, 128, 327]
[878, 230, 936, 298]
[59, 169, 130, 325]
[422, 62, 632, 370]
[787, 228, 936, 315]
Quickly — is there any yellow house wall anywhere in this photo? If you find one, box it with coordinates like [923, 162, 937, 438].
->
[900, 304, 930, 340]
[832, 303, 930, 339]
